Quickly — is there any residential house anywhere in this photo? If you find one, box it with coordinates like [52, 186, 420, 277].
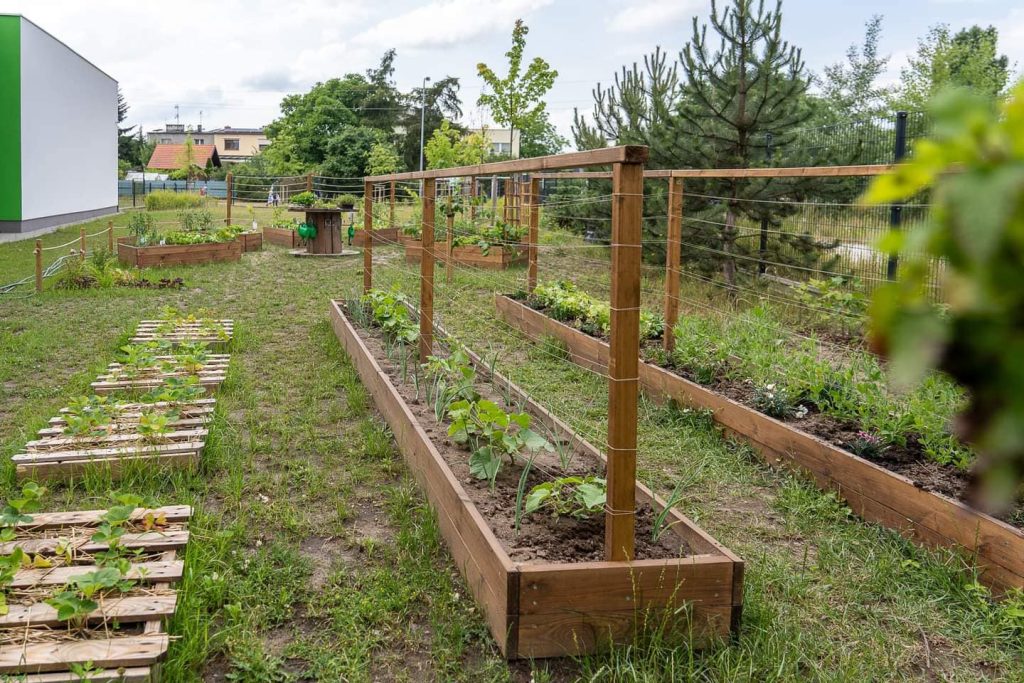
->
[209, 127, 269, 163]
[146, 123, 215, 146]
[467, 127, 520, 158]
[147, 144, 221, 171]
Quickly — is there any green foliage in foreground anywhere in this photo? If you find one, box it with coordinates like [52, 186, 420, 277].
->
[865, 83, 1024, 499]
[144, 190, 206, 211]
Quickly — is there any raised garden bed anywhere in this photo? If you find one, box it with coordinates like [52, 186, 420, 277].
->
[351, 227, 400, 247]
[90, 354, 230, 395]
[13, 400, 210, 480]
[116, 236, 242, 268]
[239, 231, 263, 252]
[0, 504, 191, 679]
[330, 300, 743, 658]
[402, 237, 526, 269]
[494, 293, 1024, 593]
[263, 226, 299, 248]
[130, 319, 234, 347]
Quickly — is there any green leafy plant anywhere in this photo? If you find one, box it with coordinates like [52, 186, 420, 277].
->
[173, 341, 210, 373]
[1, 482, 46, 529]
[137, 409, 175, 443]
[530, 280, 663, 340]
[447, 399, 552, 486]
[127, 211, 157, 245]
[290, 191, 316, 207]
[863, 83, 1024, 500]
[141, 375, 206, 404]
[524, 476, 606, 520]
[424, 350, 479, 421]
[751, 382, 808, 420]
[362, 288, 418, 344]
[337, 193, 359, 209]
[845, 430, 887, 459]
[144, 189, 204, 211]
[178, 208, 216, 233]
[62, 395, 116, 437]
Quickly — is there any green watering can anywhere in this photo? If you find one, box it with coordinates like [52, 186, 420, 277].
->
[297, 222, 317, 240]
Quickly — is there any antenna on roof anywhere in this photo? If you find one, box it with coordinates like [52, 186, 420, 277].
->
[199, 110, 203, 133]
[174, 105, 179, 124]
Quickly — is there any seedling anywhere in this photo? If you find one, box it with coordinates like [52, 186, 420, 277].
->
[137, 409, 176, 443]
[525, 476, 607, 520]
[63, 395, 116, 437]
[141, 375, 206, 404]
[651, 481, 686, 542]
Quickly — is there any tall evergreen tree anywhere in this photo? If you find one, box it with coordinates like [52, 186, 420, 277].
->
[573, 0, 828, 283]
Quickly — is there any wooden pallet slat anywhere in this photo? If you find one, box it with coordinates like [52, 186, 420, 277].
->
[11, 560, 184, 588]
[0, 594, 178, 629]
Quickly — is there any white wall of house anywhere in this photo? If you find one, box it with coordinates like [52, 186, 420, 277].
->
[19, 18, 116, 221]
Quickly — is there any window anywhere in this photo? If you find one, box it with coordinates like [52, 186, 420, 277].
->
[259, 143, 270, 151]
[224, 138, 240, 151]
[160, 138, 172, 144]
[493, 142, 511, 155]
[193, 138, 205, 145]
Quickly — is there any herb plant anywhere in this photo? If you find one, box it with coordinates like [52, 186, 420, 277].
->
[447, 399, 552, 486]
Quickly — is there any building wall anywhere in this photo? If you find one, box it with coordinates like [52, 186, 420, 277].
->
[19, 17, 116, 222]
[0, 15, 20, 221]
[214, 131, 268, 160]
[467, 127, 520, 158]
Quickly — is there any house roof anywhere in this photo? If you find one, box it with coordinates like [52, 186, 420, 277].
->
[147, 144, 221, 170]
[208, 127, 265, 135]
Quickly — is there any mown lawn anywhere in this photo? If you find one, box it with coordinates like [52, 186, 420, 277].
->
[0, 208, 1021, 681]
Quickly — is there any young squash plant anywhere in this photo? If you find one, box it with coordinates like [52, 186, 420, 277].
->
[447, 399, 553, 487]
[525, 476, 607, 520]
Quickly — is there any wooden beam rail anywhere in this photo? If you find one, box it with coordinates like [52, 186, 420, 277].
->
[530, 163, 894, 181]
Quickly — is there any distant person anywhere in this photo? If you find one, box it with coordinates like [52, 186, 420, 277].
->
[199, 186, 207, 197]
[273, 192, 280, 207]
[267, 187, 274, 206]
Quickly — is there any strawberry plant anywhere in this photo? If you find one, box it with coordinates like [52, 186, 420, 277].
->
[447, 399, 552, 486]
[141, 375, 206, 404]
[137, 409, 176, 443]
[63, 395, 116, 437]
[525, 476, 606, 520]
[1, 482, 46, 532]
[172, 341, 210, 372]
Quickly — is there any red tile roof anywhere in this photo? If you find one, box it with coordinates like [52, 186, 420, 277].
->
[147, 144, 221, 170]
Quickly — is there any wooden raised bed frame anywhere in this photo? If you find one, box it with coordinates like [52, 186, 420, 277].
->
[330, 300, 742, 659]
[239, 230, 263, 252]
[402, 237, 526, 270]
[352, 226, 400, 247]
[117, 237, 242, 268]
[263, 226, 299, 248]
[494, 294, 1024, 593]
[0, 504, 191, 680]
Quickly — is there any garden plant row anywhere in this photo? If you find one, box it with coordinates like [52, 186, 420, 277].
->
[496, 282, 1024, 592]
[0, 310, 233, 679]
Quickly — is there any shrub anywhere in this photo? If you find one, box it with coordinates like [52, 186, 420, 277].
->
[145, 190, 205, 211]
[128, 212, 157, 246]
[290, 191, 316, 207]
[178, 209, 215, 233]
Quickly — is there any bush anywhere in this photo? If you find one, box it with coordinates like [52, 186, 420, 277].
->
[290, 191, 316, 207]
[128, 212, 157, 246]
[145, 190, 206, 211]
[178, 209, 215, 232]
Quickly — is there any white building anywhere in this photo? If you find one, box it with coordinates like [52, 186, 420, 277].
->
[0, 15, 117, 235]
[467, 127, 521, 158]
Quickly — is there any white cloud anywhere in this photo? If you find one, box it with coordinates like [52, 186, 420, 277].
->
[606, 0, 701, 34]
[353, 0, 553, 50]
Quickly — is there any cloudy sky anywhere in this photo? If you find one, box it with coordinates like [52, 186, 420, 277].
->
[1, 0, 1021, 140]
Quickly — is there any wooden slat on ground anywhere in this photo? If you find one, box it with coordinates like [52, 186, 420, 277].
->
[0, 508, 191, 679]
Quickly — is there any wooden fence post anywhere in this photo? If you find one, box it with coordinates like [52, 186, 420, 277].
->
[663, 177, 683, 352]
[225, 173, 233, 226]
[389, 180, 396, 228]
[34, 240, 42, 293]
[79, 228, 86, 261]
[420, 178, 436, 361]
[446, 194, 454, 284]
[107, 220, 114, 252]
[469, 176, 477, 221]
[306, 173, 313, 193]
[605, 160, 643, 562]
[490, 176, 498, 227]
[527, 177, 540, 293]
[363, 181, 373, 294]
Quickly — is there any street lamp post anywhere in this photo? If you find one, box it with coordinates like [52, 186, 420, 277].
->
[419, 76, 431, 173]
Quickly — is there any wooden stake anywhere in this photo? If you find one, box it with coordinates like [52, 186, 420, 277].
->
[389, 180, 396, 228]
[306, 173, 313, 192]
[605, 161, 643, 562]
[34, 240, 42, 293]
[107, 220, 115, 252]
[79, 228, 86, 261]
[420, 178, 436, 361]
[663, 177, 683, 352]
[469, 176, 477, 221]
[527, 177, 540, 293]
[225, 173, 233, 226]
[363, 181, 373, 294]
[446, 194, 454, 284]
[490, 175, 498, 227]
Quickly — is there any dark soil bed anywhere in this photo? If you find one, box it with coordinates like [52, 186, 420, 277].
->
[512, 293, 1024, 529]
[348, 307, 691, 564]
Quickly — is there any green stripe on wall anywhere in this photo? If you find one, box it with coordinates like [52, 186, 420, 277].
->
[0, 16, 20, 221]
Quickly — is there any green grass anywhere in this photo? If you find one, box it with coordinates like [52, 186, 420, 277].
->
[0, 208, 1021, 681]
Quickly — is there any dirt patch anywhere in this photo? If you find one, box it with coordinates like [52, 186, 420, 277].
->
[349, 310, 691, 564]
